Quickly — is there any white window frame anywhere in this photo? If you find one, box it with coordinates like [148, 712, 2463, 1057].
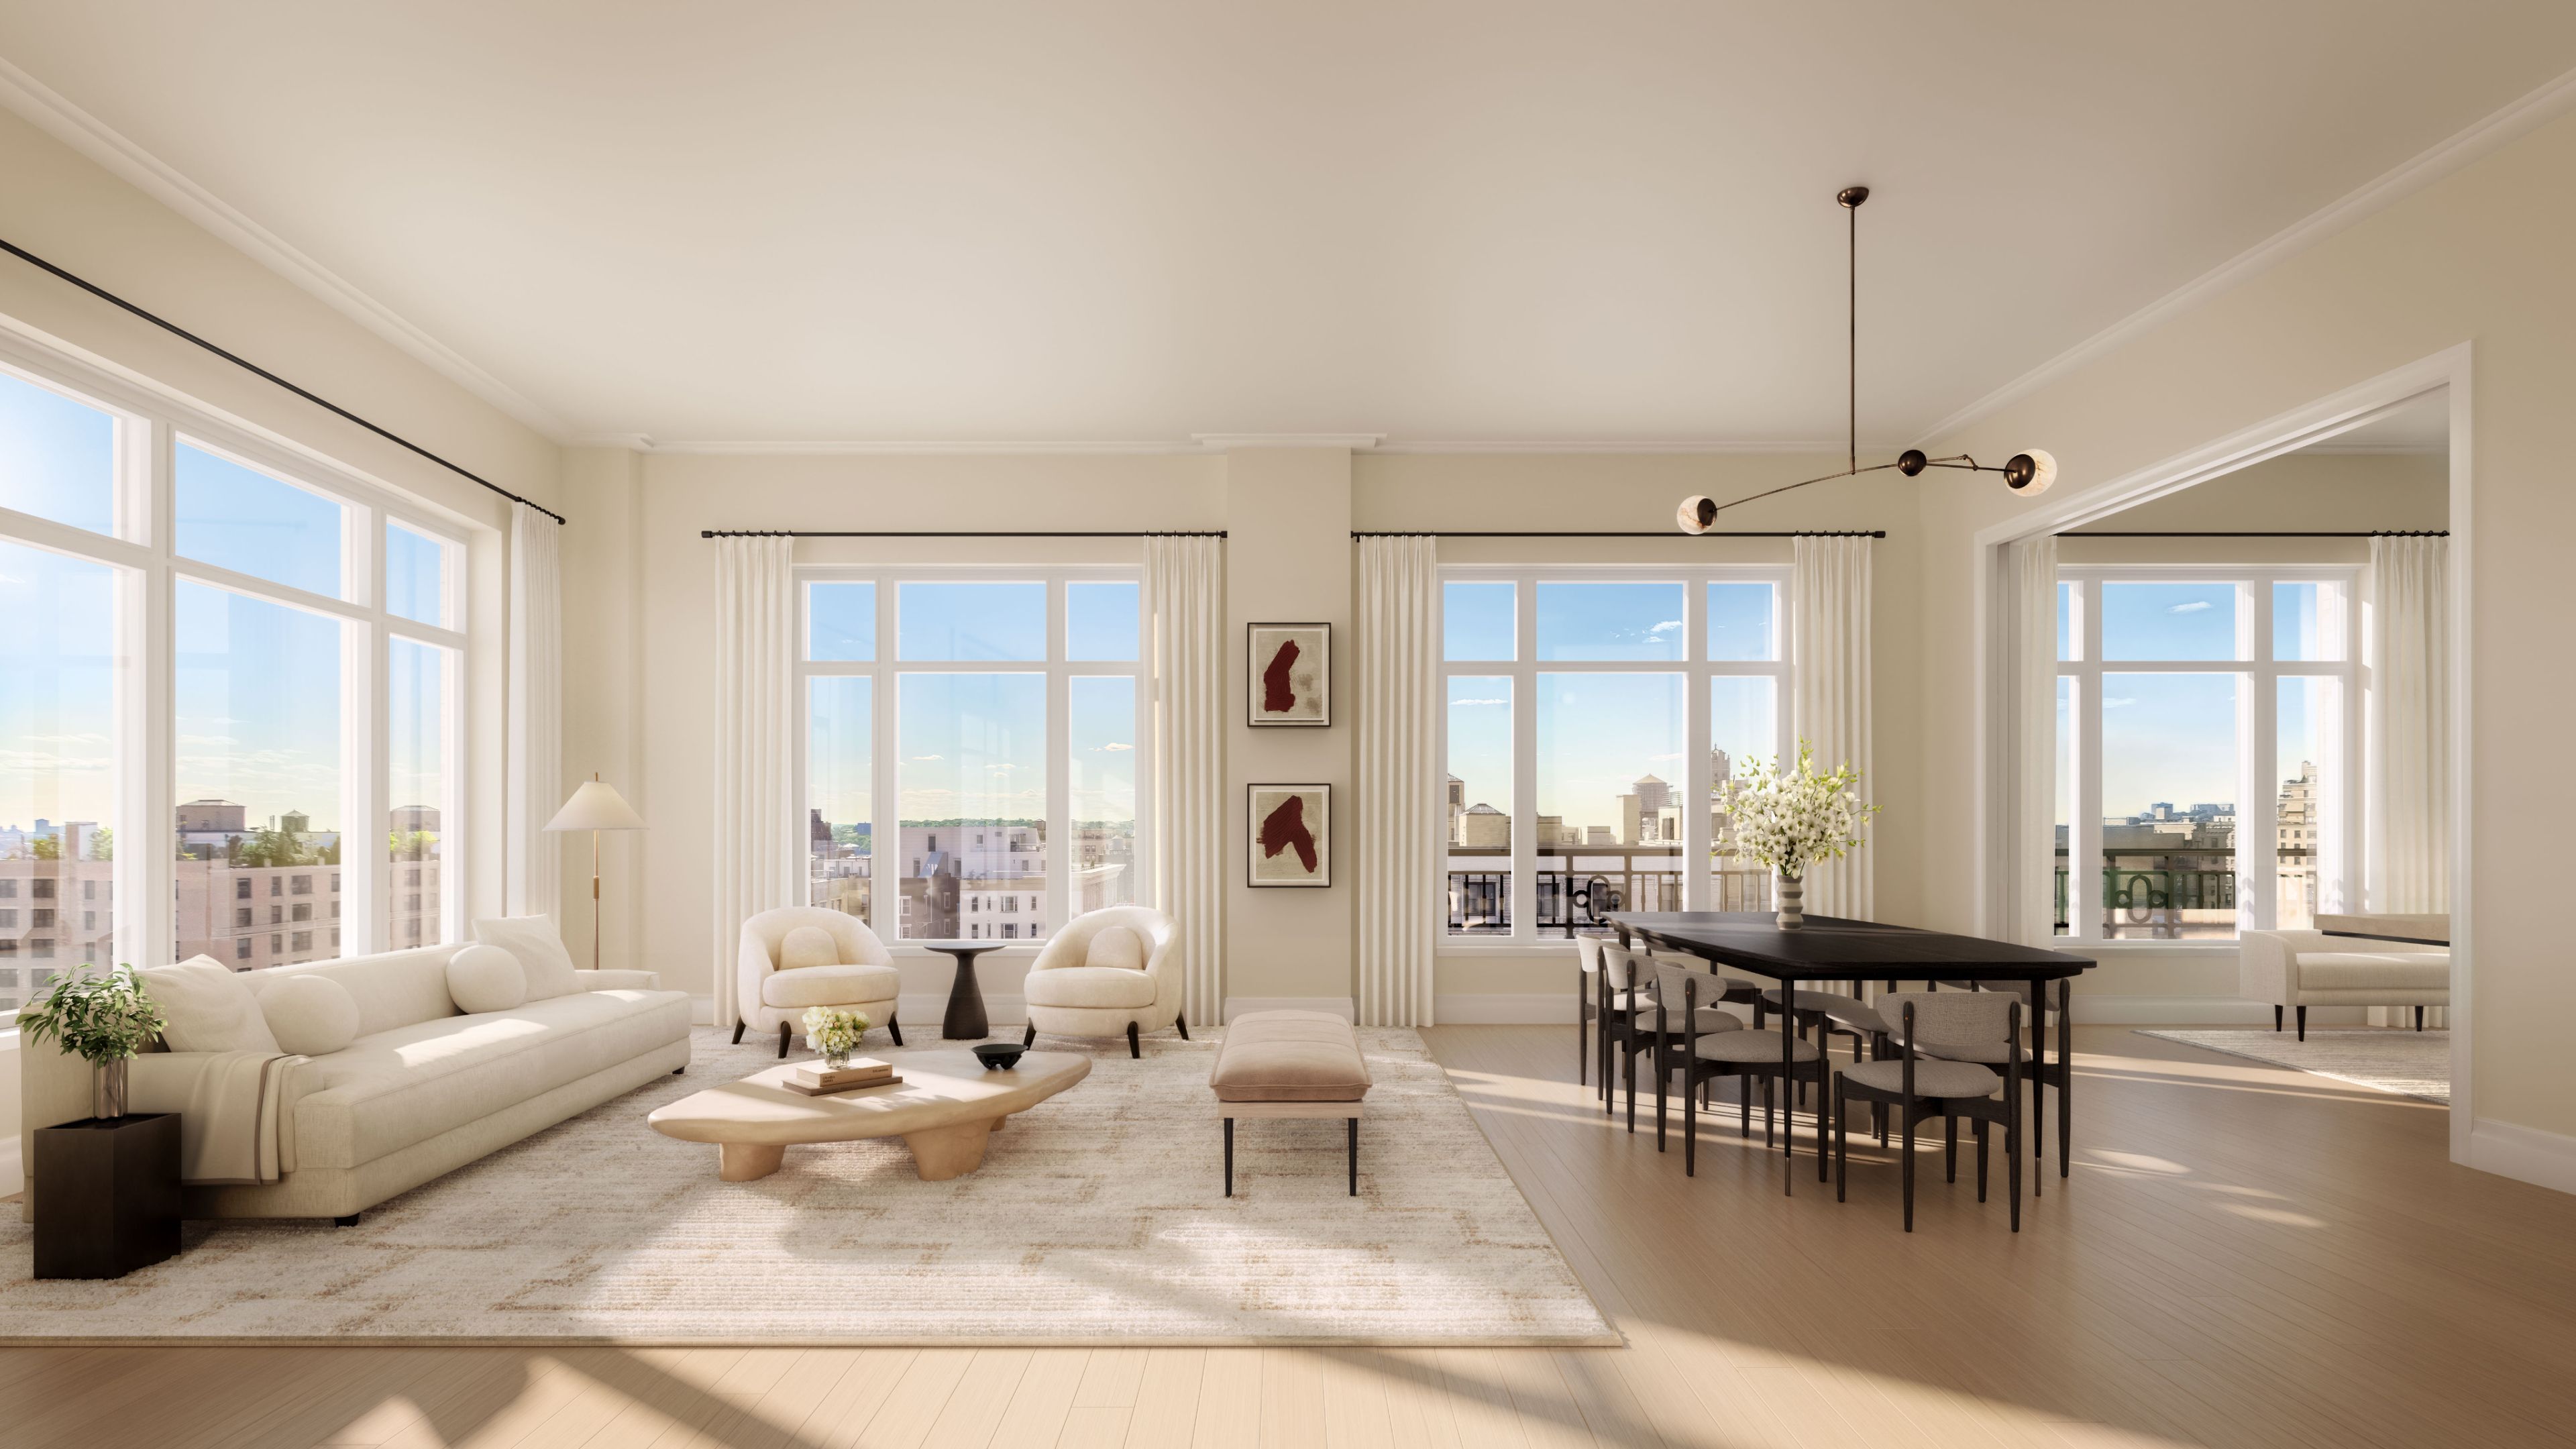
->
[2055, 564, 2361, 947]
[0, 327, 471, 1005]
[1438, 564, 1793, 949]
[794, 566, 1150, 953]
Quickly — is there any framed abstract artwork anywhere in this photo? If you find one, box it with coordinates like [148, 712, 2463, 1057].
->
[1247, 622, 1330, 727]
[1247, 783, 1331, 888]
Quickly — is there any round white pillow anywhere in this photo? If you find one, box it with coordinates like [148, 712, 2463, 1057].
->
[446, 943, 528, 1014]
[258, 974, 362, 1057]
[777, 925, 842, 971]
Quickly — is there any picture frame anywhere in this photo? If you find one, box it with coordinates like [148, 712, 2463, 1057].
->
[1247, 622, 1330, 727]
[1246, 783, 1331, 888]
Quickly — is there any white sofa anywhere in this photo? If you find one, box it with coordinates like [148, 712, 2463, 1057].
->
[1021, 905, 1185, 1057]
[18, 945, 690, 1223]
[2239, 928, 2450, 1040]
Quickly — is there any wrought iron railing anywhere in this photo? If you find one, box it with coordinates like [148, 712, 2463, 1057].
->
[2053, 847, 2281, 938]
[1444, 850, 1774, 936]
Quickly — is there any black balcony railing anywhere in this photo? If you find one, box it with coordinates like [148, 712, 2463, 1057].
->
[2053, 847, 2275, 938]
[1445, 848, 1773, 936]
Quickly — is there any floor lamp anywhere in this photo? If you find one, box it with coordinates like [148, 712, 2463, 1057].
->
[545, 774, 647, 973]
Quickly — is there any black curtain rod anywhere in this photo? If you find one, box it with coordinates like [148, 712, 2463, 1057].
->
[2059, 529, 2448, 538]
[1352, 529, 1884, 539]
[701, 529, 1227, 539]
[0, 235, 566, 525]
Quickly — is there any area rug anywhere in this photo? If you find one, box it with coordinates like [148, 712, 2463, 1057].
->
[0, 1027, 1616, 1347]
[2137, 1028, 2450, 1105]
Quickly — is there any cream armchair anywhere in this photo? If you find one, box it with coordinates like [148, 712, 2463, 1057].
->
[1019, 905, 1184, 1058]
[2240, 928, 2449, 1040]
[736, 907, 904, 1058]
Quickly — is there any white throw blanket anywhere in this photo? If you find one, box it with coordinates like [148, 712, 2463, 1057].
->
[129, 1051, 301, 1185]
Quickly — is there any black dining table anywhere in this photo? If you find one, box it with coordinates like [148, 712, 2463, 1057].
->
[1607, 911, 2095, 1192]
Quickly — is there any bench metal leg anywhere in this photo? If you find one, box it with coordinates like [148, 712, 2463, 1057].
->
[1224, 1118, 1234, 1197]
[1348, 1118, 1358, 1196]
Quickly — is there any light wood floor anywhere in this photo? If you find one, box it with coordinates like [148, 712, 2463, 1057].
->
[10, 1025, 2576, 1449]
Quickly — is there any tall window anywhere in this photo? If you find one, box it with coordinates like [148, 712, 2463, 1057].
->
[1442, 567, 1790, 941]
[2055, 568, 2356, 941]
[798, 571, 1147, 943]
[0, 340, 468, 1011]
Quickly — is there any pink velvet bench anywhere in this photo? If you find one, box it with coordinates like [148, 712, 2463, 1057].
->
[1208, 1010, 1373, 1196]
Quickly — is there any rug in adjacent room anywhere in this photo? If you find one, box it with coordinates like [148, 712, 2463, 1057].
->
[0, 1027, 1617, 1347]
[2137, 1028, 2450, 1105]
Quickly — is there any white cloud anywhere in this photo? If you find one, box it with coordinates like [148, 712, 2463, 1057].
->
[907, 754, 944, 762]
[1452, 697, 1509, 707]
[2167, 600, 2214, 614]
[2102, 696, 2138, 708]
[1099, 742, 1133, 752]
[1648, 619, 1683, 635]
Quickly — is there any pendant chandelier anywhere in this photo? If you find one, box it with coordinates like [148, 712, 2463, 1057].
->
[1675, 185, 2056, 534]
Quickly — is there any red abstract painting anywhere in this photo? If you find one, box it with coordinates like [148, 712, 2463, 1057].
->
[1261, 638, 1301, 715]
[1257, 794, 1318, 873]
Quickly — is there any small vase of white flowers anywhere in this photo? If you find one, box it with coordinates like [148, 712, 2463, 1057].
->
[1717, 741, 1878, 930]
[801, 1006, 871, 1069]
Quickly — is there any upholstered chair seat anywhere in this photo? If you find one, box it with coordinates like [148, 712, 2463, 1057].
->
[1021, 905, 1184, 1057]
[735, 907, 903, 1058]
[1842, 1056, 1999, 1099]
[1023, 965, 1159, 1010]
[761, 963, 902, 1010]
[1690, 1030, 1822, 1064]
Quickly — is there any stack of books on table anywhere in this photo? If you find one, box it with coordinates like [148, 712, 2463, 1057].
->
[784, 1058, 902, 1096]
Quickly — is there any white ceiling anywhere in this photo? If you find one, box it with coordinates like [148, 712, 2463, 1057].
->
[2302, 389, 2451, 453]
[3, 3, 2573, 446]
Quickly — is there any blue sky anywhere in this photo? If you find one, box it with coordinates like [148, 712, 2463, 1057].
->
[0, 539, 115, 831]
[2063, 581, 2340, 816]
[805, 582, 1140, 833]
[1445, 582, 1780, 835]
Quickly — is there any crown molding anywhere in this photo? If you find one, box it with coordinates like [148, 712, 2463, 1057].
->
[1191, 433, 1385, 451]
[1921, 61, 2576, 443]
[1371, 437, 1885, 455]
[568, 433, 656, 451]
[0, 56, 574, 442]
[647, 438, 1206, 456]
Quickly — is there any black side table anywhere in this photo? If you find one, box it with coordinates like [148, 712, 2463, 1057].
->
[918, 941, 1004, 1039]
[34, 1112, 181, 1279]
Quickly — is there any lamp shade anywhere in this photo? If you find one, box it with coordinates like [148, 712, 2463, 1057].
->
[545, 780, 646, 833]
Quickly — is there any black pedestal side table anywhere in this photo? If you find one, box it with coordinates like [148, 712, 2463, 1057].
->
[919, 941, 1005, 1040]
[33, 1112, 182, 1279]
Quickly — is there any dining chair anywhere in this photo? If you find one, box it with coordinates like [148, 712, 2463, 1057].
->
[1752, 982, 1890, 1104]
[1834, 992, 2023, 1231]
[1604, 945, 1752, 1132]
[1650, 963, 1831, 1191]
[1927, 977, 2072, 1181]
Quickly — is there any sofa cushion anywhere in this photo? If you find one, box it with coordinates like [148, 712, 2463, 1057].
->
[445, 944, 529, 1014]
[144, 959, 282, 1055]
[259, 974, 361, 1057]
[759, 963, 901, 1010]
[1085, 925, 1148, 973]
[1025, 965, 1155, 1010]
[292, 988, 692, 1171]
[258, 946, 463, 1036]
[475, 916, 582, 1000]
[2298, 953, 2450, 991]
[777, 926, 841, 971]
[1210, 1010, 1370, 1102]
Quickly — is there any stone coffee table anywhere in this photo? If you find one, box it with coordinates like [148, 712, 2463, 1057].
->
[649, 1049, 1090, 1182]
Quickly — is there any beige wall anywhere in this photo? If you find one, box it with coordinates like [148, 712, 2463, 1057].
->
[583, 445, 1926, 1018]
[0, 103, 561, 1186]
[1919, 106, 2576, 1166]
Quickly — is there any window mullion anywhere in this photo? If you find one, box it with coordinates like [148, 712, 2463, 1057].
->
[1512, 580, 1537, 943]
[2078, 581, 2104, 941]
[129, 418, 176, 972]
[1683, 582, 1709, 912]
[1046, 580, 1069, 938]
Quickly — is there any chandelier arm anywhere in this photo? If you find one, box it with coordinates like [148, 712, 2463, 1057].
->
[1707, 460, 1905, 517]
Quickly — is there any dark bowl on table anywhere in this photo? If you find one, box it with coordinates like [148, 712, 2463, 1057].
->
[972, 1043, 1026, 1071]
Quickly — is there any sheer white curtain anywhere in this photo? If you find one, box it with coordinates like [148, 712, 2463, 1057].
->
[1791, 535, 1874, 918]
[2369, 534, 2449, 1026]
[505, 501, 562, 921]
[1146, 535, 1225, 1028]
[1992, 535, 2059, 945]
[710, 535, 800, 1030]
[1355, 536, 1440, 1026]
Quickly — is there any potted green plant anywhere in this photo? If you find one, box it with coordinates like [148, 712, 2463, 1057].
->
[15, 965, 166, 1120]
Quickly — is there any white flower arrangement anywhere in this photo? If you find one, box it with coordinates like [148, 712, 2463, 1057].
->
[802, 1006, 871, 1064]
[1717, 739, 1878, 881]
